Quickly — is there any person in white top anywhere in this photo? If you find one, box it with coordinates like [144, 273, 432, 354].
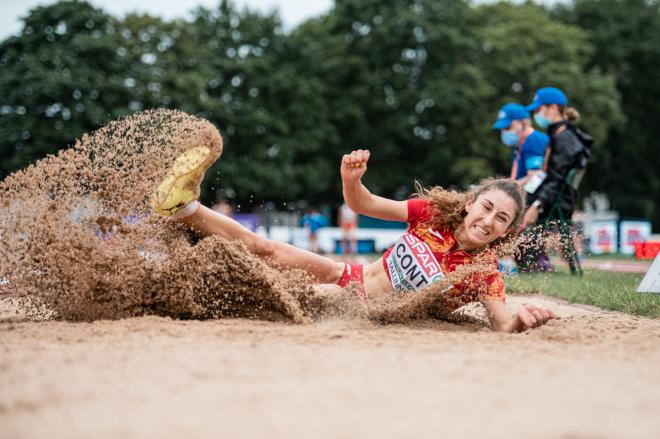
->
[338, 203, 358, 257]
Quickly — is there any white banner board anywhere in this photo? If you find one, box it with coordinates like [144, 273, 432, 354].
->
[620, 221, 652, 255]
[638, 254, 660, 294]
[589, 220, 618, 254]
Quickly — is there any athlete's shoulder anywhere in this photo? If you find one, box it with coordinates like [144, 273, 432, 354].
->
[407, 197, 432, 210]
[482, 271, 506, 302]
[471, 256, 506, 302]
[407, 198, 435, 225]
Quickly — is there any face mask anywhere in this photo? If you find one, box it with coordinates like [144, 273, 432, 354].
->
[500, 129, 519, 146]
[534, 111, 552, 129]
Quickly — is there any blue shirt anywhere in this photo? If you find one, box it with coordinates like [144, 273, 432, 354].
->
[511, 130, 549, 180]
[300, 213, 328, 233]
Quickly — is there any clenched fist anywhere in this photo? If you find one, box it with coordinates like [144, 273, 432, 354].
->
[341, 149, 371, 183]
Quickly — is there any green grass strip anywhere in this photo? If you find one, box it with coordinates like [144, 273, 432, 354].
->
[505, 269, 660, 318]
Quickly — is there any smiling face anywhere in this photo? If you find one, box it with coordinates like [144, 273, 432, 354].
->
[460, 189, 518, 250]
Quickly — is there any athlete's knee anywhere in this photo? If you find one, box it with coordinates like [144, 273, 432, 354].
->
[247, 235, 277, 257]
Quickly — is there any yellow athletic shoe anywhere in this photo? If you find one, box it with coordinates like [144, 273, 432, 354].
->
[152, 146, 216, 216]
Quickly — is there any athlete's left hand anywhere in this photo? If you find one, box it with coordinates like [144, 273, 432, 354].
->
[516, 303, 556, 330]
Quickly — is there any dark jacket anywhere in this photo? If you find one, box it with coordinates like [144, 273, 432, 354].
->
[534, 121, 593, 218]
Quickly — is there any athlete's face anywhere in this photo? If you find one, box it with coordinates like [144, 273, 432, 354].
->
[462, 190, 517, 249]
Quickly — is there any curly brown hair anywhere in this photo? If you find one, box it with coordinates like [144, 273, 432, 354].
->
[415, 177, 526, 245]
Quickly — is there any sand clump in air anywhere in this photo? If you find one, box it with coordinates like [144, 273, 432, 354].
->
[0, 110, 322, 323]
[0, 109, 579, 327]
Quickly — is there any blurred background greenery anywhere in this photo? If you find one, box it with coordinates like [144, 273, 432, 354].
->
[1, 0, 658, 227]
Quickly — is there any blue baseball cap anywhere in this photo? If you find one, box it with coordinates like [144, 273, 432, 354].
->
[491, 103, 530, 130]
[526, 87, 568, 112]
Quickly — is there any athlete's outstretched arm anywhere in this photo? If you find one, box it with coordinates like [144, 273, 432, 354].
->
[341, 149, 408, 222]
[482, 299, 556, 332]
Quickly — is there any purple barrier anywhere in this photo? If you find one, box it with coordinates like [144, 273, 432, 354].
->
[233, 213, 259, 232]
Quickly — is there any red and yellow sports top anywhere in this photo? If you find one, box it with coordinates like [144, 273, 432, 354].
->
[381, 199, 506, 309]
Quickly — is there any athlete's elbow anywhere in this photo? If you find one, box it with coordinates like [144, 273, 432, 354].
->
[344, 198, 368, 216]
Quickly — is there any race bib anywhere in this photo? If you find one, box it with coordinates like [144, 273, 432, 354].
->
[385, 233, 446, 292]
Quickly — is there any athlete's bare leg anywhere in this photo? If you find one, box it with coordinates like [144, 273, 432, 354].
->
[151, 146, 342, 283]
[182, 204, 343, 283]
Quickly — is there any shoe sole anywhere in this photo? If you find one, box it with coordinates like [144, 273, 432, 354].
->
[152, 146, 215, 216]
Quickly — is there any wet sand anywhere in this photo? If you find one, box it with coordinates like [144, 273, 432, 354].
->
[2, 295, 660, 439]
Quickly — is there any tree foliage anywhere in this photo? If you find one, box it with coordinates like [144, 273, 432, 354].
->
[552, 0, 660, 225]
[0, 0, 656, 226]
[0, 1, 128, 176]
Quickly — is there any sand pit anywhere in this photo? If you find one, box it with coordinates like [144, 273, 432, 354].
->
[2, 110, 660, 437]
[2, 295, 660, 439]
